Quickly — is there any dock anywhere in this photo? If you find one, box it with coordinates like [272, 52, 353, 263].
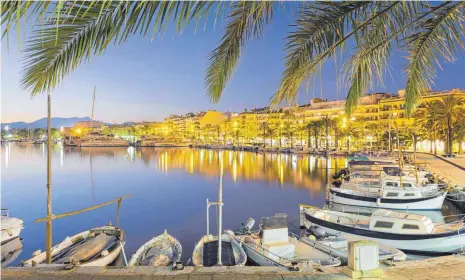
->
[2, 255, 465, 280]
[416, 153, 465, 187]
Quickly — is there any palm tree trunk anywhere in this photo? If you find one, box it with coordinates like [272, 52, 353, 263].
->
[448, 117, 453, 155]
[347, 135, 350, 153]
[314, 130, 319, 149]
[459, 137, 464, 154]
[325, 120, 329, 151]
[335, 127, 339, 150]
[307, 129, 311, 148]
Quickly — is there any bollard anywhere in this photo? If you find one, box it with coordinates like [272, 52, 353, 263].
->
[343, 240, 383, 279]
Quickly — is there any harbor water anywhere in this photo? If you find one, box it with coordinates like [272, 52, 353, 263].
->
[1, 143, 462, 265]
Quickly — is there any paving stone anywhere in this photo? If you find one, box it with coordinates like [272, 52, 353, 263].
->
[211, 274, 237, 280]
[67, 276, 96, 280]
[188, 274, 213, 280]
[390, 268, 435, 280]
[139, 276, 165, 280]
[163, 275, 189, 280]
[0, 277, 23, 280]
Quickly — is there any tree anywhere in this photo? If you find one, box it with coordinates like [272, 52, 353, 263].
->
[306, 120, 324, 149]
[4, 2, 464, 116]
[455, 121, 465, 154]
[433, 95, 465, 154]
[415, 102, 442, 154]
[295, 123, 308, 147]
[282, 121, 296, 148]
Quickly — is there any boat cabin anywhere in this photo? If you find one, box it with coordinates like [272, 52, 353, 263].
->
[259, 214, 295, 261]
[369, 210, 434, 234]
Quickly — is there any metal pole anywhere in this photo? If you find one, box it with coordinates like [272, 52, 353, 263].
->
[46, 93, 53, 264]
[217, 154, 223, 266]
[90, 86, 96, 131]
[206, 198, 210, 236]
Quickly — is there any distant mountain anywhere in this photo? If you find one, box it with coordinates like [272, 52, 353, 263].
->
[1, 117, 92, 129]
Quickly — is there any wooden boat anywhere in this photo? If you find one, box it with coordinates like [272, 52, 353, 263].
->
[192, 233, 247, 267]
[22, 225, 125, 267]
[231, 214, 341, 271]
[1, 237, 23, 267]
[301, 205, 465, 255]
[1, 209, 24, 244]
[129, 230, 182, 267]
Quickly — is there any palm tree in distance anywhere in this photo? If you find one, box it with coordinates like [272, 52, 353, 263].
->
[306, 120, 324, 150]
[415, 102, 442, 154]
[3, 1, 465, 116]
[434, 95, 465, 155]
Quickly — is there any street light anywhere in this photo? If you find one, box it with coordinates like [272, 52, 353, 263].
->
[5, 125, 9, 131]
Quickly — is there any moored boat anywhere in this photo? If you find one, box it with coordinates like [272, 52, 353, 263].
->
[192, 233, 246, 267]
[231, 215, 341, 271]
[300, 232, 406, 264]
[1, 209, 24, 245]
[301, 205, 465, 255]
[22, 225, 125, 267]
[329, 184, 447, 210]
[129, 230, 182, 267]
[1, 237, 23, 267]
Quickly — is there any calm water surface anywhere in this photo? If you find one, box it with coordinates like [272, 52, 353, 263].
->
[1, 143, 462, 265]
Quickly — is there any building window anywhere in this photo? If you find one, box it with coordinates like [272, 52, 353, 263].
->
[374, 221, 394, 228]
[404, 193, 415, 197]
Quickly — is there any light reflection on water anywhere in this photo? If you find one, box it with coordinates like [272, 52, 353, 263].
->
[1, 143, 462, 265]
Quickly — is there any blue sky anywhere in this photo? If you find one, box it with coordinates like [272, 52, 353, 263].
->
[2, 5, 465, 123]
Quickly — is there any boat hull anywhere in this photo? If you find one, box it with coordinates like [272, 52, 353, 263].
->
[302, 212, 465, 254]
[129, 231, 182, 266]
[22, 225, 125, 267]
[1, 218, 24, 244]
[329, 188, 447, 210]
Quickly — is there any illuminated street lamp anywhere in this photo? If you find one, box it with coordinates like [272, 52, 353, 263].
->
[76, 128, 82, 135]
[5, 125, 9, 131]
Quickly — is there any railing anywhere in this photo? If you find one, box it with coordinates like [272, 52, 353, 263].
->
[305, 208, 365, 228]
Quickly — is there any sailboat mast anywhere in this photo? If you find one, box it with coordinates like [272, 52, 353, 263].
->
[90, 86, 96, 131]
[217, 152, 223, 266]
[46, 93, 53, 263]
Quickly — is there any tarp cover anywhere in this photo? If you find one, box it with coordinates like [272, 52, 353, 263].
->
[202, 241, 235, 267]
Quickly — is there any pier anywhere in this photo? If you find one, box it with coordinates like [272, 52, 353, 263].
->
[416, 153, 465, 188]
[2, 255, 465, 280]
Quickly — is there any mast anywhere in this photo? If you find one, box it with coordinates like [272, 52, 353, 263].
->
[46, 92, 53, 263]
[217, 151, 223, 266]
[90, 86, 96, 131]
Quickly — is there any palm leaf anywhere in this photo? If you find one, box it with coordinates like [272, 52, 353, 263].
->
[273, 1, 401, 106]
[15, 1, 219, 96]
[404, 2, 465, 116]
[205, 1, 274, 103]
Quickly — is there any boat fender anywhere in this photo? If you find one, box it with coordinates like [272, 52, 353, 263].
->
[311, 226, 326, 238]
[172, 261, 184, 271]
[101, 250, 109, 257]
[376, 197, 381, 206]
[289, 262, 300, 272]
[308, 235, 317, 241]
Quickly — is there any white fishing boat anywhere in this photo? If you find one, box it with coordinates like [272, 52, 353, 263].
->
[1, 209, 24, 244]
[129, 230, 182, 267]
[230, 215, 341, 271]
[192, 233, 247, 267]
[22, 225, 125, 267]
[300, 233, 406, 263]
[329, 183, 446, 210]
[301, 205, 465, 255]
[1, 237, 23, 267]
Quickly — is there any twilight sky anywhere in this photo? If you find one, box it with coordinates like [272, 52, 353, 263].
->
[2, 5, 465, 123]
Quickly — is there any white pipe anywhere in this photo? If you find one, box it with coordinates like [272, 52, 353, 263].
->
[206, 198, 210, 236]
[217, 153, 223, 266]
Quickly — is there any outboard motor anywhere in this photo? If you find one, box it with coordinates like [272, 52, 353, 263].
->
[310, 225, 326, 238]
[240, 218, 255, 234]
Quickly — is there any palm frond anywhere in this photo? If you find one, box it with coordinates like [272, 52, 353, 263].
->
[273, 1, 402, 106]
[343, 2, 424, 115]
[404, 2, 465, 116]
[18, 1, 219, 96]
[205, 1, 274, 103]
